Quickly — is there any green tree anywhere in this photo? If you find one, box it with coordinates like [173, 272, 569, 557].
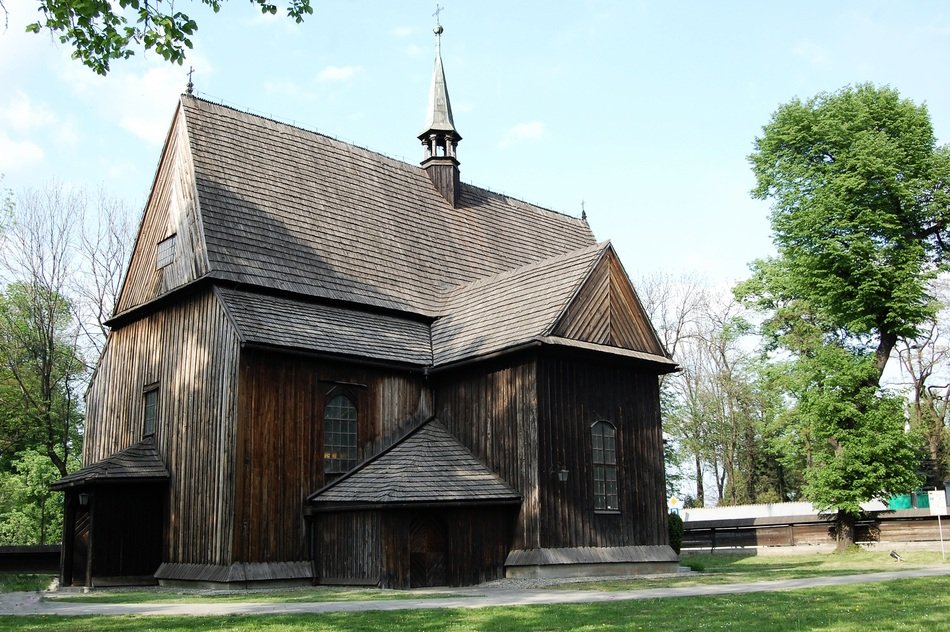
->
[739, 84, 950, 548]
[0, 449, 70, 545]
[0, 282, 85, 478]
[19, 0, 313, 75]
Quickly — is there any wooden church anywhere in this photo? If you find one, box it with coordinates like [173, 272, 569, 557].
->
[53, 25, 678, 588]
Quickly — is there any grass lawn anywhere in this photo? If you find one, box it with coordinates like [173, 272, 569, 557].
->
[555, 549, 948, 591]
[0, 575, 53, 593]
[27, 549, 948, 605]
[1, 576, 949, 631]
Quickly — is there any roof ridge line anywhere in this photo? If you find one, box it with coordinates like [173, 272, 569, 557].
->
[184, 94, 586, 226]
[183, 93, 421, 177]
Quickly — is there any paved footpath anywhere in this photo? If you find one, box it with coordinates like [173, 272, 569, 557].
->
[3, 566, 950, 617]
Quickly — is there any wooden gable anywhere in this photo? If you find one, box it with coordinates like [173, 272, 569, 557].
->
[551, 245, 668, 358]
[114, 102, 208, 316]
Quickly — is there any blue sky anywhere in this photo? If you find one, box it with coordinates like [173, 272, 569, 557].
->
[2, 0, 950, 287]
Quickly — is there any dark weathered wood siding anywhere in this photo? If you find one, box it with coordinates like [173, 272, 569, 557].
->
[435, 351, 667, 554]
[434, 357, 540, 550]
[116, 107, 207, 314]
[316, 508, 514, 589]
[233, 350, 426, 564]
[84, 289, 240, 566]
[536, 352, 668, 548]
[314, 511, 382, 584]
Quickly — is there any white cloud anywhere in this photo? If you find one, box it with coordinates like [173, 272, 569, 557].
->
[792, 40, 828, 65]
[499, 121, 547, 148]
[55, 119, 81, 147]
[405, 43, 424, 58]
[0, 132, 44, 171]
[317, 65, 363, 82]
[393, 26, 416, 38]
[264, 79, 318, 102]
[57, 52, 214, 146]
[0, 91, 57, 132]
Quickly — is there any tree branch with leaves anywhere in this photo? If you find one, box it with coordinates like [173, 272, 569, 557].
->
[23, 0, 314, 74]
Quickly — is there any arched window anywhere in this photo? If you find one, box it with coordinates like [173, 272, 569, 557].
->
[592, 420, 619, 511]
[324, 394, 357, 474]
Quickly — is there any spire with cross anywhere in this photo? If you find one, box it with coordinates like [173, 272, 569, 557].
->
[419, 6, 461, 206]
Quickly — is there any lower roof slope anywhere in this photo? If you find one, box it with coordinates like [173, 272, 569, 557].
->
[432, 242, 607, 366]
[308, 419, 521, 508]
[50, 439, 169, 490]
[217, 287, 432, 366]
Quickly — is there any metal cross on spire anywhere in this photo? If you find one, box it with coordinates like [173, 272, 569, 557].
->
[186, 66, 195, 95]
[433, 3, 444, 28]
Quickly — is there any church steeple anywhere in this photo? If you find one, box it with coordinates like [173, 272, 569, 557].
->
[419, 19, 461, 206]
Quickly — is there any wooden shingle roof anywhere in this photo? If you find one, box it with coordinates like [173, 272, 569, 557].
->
[181, 96, 595, 317]
[431, 243, 607, 366]
[217, 287, 431, 366]
[50, 439, 169, 490]
[308, 419, 521, 508]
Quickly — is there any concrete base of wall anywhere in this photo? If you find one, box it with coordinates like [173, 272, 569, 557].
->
[506, 561, 680, 579]
[154, 561, 312, 588]
[505, 545, 679, 579]
[157, 577, 312, 590]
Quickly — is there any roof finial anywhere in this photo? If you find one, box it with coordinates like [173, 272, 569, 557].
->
[581, 200, 587, 221]
[186, 66, 195, 95]
[433, 3, 444, 33]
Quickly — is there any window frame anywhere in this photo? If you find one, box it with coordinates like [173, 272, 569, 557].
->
[323, 392, 358, 475]
[143, 385, 159, 438]
[157, 234, 177, 269]
[591, 420, 620, 513]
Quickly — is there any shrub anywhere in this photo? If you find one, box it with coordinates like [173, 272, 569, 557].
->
[668, 512, 684, 554]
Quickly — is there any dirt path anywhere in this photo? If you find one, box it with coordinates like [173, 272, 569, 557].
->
[4, 566, 950, 617]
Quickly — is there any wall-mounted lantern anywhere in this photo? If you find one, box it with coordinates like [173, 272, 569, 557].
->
[557, 468, 569, 483]
[78, 492, 89, 507]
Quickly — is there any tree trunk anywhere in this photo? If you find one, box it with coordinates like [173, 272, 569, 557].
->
[694, 453, 705, 506]
[835, 510, 856, 551]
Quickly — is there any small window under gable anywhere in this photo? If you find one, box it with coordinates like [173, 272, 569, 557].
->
[324, 394, 358, 475]
[157, 234, 177, 269]
[592, 420, 619, 511]
[143, 386, 158, 437]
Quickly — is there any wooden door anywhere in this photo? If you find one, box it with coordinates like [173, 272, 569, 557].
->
[409, 518, 446, 587]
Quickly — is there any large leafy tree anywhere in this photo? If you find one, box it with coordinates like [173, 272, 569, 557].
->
[738, 84, 950, 548]
[0, 183, 130, 543]
[16, 0, 313, 75]
[0, 282, 85, 478]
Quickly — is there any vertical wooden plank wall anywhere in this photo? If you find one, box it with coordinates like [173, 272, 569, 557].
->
[315, 512, 382, 584]
[435, 358, 539, 550]
[378, 508, 515, 589]
[553, 250, 666, 356]
[83, 289, 241, 567]
[234, 351, 424, 564]
[536, 353, 668, 549]
[115, 108, 207, 314]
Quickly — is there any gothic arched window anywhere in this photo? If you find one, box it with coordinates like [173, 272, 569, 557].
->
[592, 420, 619, 511]
[324, 394, 357, 474]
